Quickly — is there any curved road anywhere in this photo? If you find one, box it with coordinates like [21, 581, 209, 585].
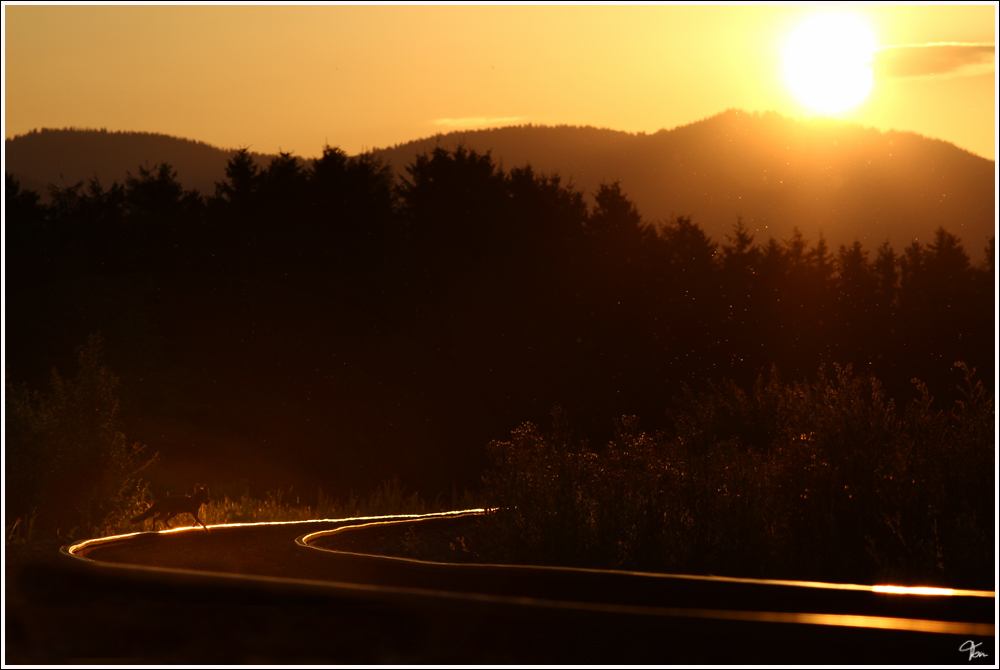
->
[6, 511, 995, 664]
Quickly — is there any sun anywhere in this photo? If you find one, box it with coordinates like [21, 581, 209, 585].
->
[782, 13, 876, 115]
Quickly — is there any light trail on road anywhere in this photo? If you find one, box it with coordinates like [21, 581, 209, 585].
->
[61, 510, 995, 662]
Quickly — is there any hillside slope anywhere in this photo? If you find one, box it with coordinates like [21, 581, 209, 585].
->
[371, 110, 995, 251]
[6, 109, 994, 252]
[4, 128, 275, 199]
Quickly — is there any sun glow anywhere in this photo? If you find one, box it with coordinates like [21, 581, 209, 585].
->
[783, 13, 876, 114]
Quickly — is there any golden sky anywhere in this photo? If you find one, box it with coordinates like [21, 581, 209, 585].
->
[3, 4, 996, 160]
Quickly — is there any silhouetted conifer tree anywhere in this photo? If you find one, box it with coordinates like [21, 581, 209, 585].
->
[5, 175, 53, 286]
[396, 145, 509, 301]
[719, 219, 763, 380]
[262, 152, 308, 214]
[6, 175, 46, 244]
[656, 215, 722, 381]
[123, 162, 205, 271]
[125, 163, 184, 218]
[588, 181, 644, 242]
[214, 148, 261, 210]
[834, 241, 878, 364]
[309, 146, 397, 254]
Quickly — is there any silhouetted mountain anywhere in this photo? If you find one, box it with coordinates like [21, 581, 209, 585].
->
[4, 128, 275, 199]
[372, 110, 995, 251]
[7, 112, 993, 251]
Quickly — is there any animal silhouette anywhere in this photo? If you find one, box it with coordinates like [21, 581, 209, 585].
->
[130, 485, 210, 532]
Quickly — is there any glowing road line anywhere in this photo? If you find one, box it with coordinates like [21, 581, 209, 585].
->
[66, 508, 486, 557]
[65, 509, 996, 639]
[58, 536, 1000, 638]
[72, 509, 996, 601]
[298, 538, 995, 635]
[582, 607, 996, 637]
[872, 584, 993, 599]
[298, 520, 996, 600]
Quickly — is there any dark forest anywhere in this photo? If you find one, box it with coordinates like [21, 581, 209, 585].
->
[4, 144, 994, 586]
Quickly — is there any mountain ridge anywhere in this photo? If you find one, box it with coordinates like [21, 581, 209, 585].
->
[6, 110, 994, 252]
[4, 127, 277, 201]
[370, 110, 994, 251]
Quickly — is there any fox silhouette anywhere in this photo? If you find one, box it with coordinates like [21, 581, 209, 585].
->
[130, 485, 210, 532]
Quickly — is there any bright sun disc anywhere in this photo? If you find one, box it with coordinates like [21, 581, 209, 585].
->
[783, 14, 875, 114]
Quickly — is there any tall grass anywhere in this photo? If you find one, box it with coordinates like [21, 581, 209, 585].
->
[198, 476, 446, 527]
[480, 363, 994, 589]
[7, 474, 475, 544]
[93, 475, 472, 538]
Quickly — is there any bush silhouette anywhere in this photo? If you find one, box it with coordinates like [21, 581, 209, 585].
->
[482, 364, 993, 588]
[6, 333, 157, 541]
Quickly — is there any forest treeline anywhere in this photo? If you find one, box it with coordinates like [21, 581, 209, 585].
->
[6, 143, 993, 420]
[5, 145, 995, 578]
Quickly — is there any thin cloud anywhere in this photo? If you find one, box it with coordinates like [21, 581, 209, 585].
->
[433, 116, 525, 128]
[872, 42, 995, 79]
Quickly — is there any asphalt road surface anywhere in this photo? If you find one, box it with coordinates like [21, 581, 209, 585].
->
[5, 511, 995, 664]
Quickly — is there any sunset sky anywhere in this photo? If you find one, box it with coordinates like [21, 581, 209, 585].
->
[3, 4, 996, 160]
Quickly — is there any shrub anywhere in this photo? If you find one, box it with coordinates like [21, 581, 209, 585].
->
[6, 333, 157, 541]
[481, 365, 994, 588]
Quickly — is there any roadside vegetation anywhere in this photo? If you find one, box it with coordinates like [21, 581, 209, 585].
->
[7, 472, 468, 545]
[4, 333, 473, 543]
[6, 334, 157, 543]
[480, 363, 994, 590]
[114, 476, 472, 539]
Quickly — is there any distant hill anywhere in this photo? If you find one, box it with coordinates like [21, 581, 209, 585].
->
[4, 128, 276, 200]
[6, 111, 995, 252]
[371, 110, 995, 252]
